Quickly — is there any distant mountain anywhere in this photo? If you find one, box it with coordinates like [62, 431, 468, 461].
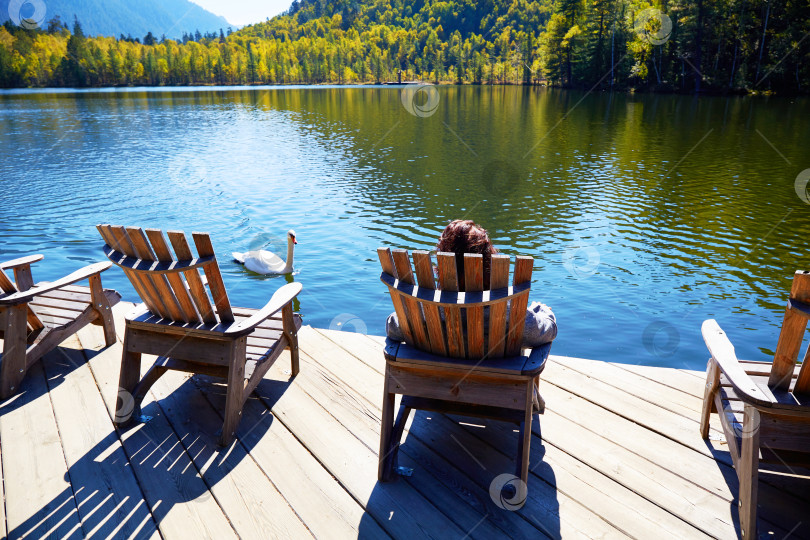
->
[0, 0, 231, 39]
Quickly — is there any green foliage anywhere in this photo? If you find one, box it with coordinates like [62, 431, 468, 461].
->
[0, 0, 807, 92]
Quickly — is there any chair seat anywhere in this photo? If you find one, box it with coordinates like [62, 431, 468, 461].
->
[385, 340, 550, 377]
[28, 283, 121, 330]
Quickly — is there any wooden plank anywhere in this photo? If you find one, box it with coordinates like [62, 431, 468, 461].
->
[506, 256, 532, 356]
[463, 254, 485, 358]
[0, 361, 83, 539]
[770, 271, 810, 390]
[554, 355, 704, 417]
[167, 231, 217, 326]
[612, 361, 707, 399]
[148, 369, 315, 539]
[486, 254, 510, 358]
[412, 251, 446, 356]
[391, 249, 429, 350]
[377, 248, 413, 345]
[195, 373, 390, 539]
[436, 253, 464, 357]
[145, 228, 200, 324]
[75, 307, 239, 540]
[192, 233, 234, 323]
[40, 340, 159, 539]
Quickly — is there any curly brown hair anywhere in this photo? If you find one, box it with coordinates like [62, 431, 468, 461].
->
[437, 220, 498, 290]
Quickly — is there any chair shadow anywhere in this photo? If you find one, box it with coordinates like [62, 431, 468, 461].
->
[358, 410, 561, 539]
[701, 438, 810, 539]
[2, 343, 294, 540]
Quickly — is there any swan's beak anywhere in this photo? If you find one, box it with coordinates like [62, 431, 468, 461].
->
[292, 237, 298, 245]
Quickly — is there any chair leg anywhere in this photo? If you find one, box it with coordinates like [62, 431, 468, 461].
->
[116, 327, 143, 425]
[0, 305, 29, 399]
[282, 304, 299, 376]
[219, 337, 247, 447]
[378, 365, 396, 482]
[516, 381, 534, 489]
[89, 274, 116, 347]
[700, 358, 720, 439]
[382, 405, 413, 480]
[738, 404, 760, 539]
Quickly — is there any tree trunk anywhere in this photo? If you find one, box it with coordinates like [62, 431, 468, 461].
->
[694, 0, 704, 92]
[755, 0, 770, 82]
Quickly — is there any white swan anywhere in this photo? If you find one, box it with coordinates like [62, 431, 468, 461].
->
[233, 230, 297, 275]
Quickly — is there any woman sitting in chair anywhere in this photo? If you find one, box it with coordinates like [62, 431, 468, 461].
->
[386, 219, 557, 346]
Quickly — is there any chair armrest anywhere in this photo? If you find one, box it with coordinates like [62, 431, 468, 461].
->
[225, 282, 302, 336]
[0, 254, 44, 271]
[523, 342, 551, 376]
[0, 261, 112, 305]
[701, 319, 773, 407]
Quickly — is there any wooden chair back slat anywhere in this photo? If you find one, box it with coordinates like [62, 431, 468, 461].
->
[378, 248, 413, 344]
[487, 254, 510, 358]
[412, 251, 446, 356]
[102, 225, 169, 319]
[391, 249, 429, 351]
[506, 256, 533, 356]
[0, 269, 44, 331]
[145, 229, 201, 324]
[464, 254, 485, 358]
[436, 252, 465, 357]
[99, 224, 157, 317]
[771, 271, 810, 393]
[127, 227, 187, 323]
[192, 233, 234, 323]
[166, 231, 218, 325]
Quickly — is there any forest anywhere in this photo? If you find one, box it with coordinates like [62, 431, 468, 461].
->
[0, 0, 807, 93]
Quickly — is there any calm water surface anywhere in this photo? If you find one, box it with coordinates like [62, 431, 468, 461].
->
[1, 85, 808, 370]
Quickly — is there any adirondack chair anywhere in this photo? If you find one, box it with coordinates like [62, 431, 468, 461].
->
[0, 254, 120, 399]
[377, 248, 551, 499]
[700, 270, 810, 538]
[98, 225, 302, 446]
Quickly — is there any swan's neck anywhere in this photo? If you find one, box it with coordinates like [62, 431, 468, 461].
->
[285, 238, 295, 270]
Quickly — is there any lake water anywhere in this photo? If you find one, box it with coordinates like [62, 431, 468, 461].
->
[1, 85, 808, 370]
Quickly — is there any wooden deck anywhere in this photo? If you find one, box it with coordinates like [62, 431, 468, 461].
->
[1, 301, 808, 539]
